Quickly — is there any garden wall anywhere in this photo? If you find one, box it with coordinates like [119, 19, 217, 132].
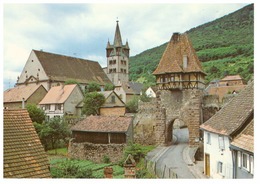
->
[68, 139, 126, 163]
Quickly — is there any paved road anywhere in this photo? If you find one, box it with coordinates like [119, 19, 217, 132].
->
[154, 128, 195, 178]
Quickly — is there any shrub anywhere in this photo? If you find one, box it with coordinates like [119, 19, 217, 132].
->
[102, 155, 111, 164]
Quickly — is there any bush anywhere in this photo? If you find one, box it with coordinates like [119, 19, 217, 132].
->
[126, 96, 139, 113]
[102, 155, 111, 164]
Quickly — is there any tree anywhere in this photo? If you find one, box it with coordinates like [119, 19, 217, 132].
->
[104, 83, 114, 91]
[26, 104, 45, 124]
[85, 82, 101, 93]
[64, 79, 80, 85]
[82, 92, 105, 116]
[126, 96, 139, 113]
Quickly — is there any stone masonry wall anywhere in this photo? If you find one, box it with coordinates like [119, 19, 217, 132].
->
[68, 139, 125, 163]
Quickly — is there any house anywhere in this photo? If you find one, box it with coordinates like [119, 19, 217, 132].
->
[16, 49, 112, 91]
[98, 90, 126, 116]
[114, 81, 143, 103]
[70, 115, 133, 144]
[4, 84, 47, 109]
[200, 81, 253, 179]
[230, 119, 254, 178]
[145, 86, 158, 98]
[3, 109, 51, 178]
[69, 115, 133, 163]
[206, 75, 247, 102]
[39, 84, 84, 119]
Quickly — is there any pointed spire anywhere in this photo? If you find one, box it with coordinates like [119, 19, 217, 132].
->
[113, 20, 123, 47]
[125, 39, 129, 49]
[106, 39, 111, 48]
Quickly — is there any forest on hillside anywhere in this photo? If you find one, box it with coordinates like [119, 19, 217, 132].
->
[129, 4, 254, 87]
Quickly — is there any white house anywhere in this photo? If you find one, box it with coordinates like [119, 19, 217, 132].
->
[200, 81, 253, 179]
[145, 86, 158, 98]
[39, 84, 84, 120]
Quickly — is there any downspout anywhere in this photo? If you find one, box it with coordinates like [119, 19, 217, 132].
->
[231, 148, 237, 178]
[22, 98, 25, 109]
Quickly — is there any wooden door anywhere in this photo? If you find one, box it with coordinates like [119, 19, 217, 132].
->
[205, 154, 210, 177]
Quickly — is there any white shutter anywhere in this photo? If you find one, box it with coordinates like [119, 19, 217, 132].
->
[250, 156, 254, 174]
[237, 151, 241, 168]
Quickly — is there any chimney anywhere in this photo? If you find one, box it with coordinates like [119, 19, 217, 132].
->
[172, 32, 180, 42]
[183, 55, 188, 69]
[22, 98, 25, 109]
[104, 167, 113, 178]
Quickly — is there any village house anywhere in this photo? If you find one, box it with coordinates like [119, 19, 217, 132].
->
[16, 49, 112, 91]
[114, 81, 143, 103]
[69, 115, 133, 163]
[206, 75, 247, 102]
[4, 84, 47, 109]
[39, 84, 84, 120]
[3, 109, 51, 178]
[98, 90, 126, 116]
[200, 81, 253, 179]
[145, 86, 158, 98]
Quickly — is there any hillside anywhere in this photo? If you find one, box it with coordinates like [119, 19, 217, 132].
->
[129, 4, 254, 86]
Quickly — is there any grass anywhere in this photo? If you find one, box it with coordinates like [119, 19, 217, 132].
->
[47, 147, 68, 156]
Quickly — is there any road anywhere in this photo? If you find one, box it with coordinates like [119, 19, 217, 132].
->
[153, 128, 195, 178]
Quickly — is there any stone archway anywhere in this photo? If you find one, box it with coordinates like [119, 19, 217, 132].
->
[165, 118, 189, 145]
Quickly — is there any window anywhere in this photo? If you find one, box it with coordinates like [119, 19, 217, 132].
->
[45, 104, 50, 110]
[55, 104, 62, 110]
[218, 135, 225, 150]
[217, 162, 223, 174]
[242, 153, 250, 171]
[111, 95, 115, 103]
[206, 132, 211, 145]
[237, 151, 241, 167]
[250, 156, 254, 174]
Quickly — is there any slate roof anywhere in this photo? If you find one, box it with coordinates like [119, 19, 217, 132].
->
[117, 81, 143, 95]
[4, 109, 51, 178]
[200, 81, 254, 136]
[71, 115, 132, 133]
[33, 50, 111, 85]
[39, 84, 79, 104]
[4, 85, 46, 103]
[153, 33, 205, 75]
[230, 119, 254, 153]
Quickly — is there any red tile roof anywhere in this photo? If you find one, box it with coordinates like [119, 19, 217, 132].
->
[4, 85, 46, 103]
[71, 115, 132, 133]
[39, 84, 79, 104]
[231, 119, 254, 153]
[221, 75, 243, 81]
[4, 109, 51, 178]
[153, 33, 205, 75]
[200, 81, 254, 136]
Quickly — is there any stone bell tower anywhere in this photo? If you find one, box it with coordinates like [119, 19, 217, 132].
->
[106, 20, 130, 85]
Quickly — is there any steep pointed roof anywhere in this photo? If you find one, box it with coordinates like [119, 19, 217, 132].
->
[153, 33, 205, 75]
[113, 21, 123, 47]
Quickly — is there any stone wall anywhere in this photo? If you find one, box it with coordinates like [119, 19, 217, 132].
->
[68, 139, 125, 163]
[133, 99, 158, 145]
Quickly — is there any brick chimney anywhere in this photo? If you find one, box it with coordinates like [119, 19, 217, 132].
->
[104, 167, 113, 178]
[172, 32, 180, 42]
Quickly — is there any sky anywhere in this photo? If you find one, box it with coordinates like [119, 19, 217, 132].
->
[2, 1, 252, 91]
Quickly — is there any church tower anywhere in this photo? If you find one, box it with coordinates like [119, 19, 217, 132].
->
[106, 21, 130, 85]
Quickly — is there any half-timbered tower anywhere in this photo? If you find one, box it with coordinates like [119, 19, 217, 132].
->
[106, 21, 130, 85]
[153, 32, 206, 90]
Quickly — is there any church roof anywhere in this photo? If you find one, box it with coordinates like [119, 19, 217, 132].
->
[153, 33, 205, 75]
[4, 109, 51, 178]
[200, 81, 254, 137]
[33, 50, 112, 85]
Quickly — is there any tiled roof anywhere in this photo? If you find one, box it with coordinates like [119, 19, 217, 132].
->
[221, 75, 243, 81]
[231, 119, 254, 153]
[39, 84, 78, 104]
[4, 85, 46, 103]
[71, 115, 132, 133]
[200, 81, 254, 136]
[34, 50, 112, 85]
[117, 81, 143, 95]
[153, 33, 205, 75]
[4, 109, 51, 178]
